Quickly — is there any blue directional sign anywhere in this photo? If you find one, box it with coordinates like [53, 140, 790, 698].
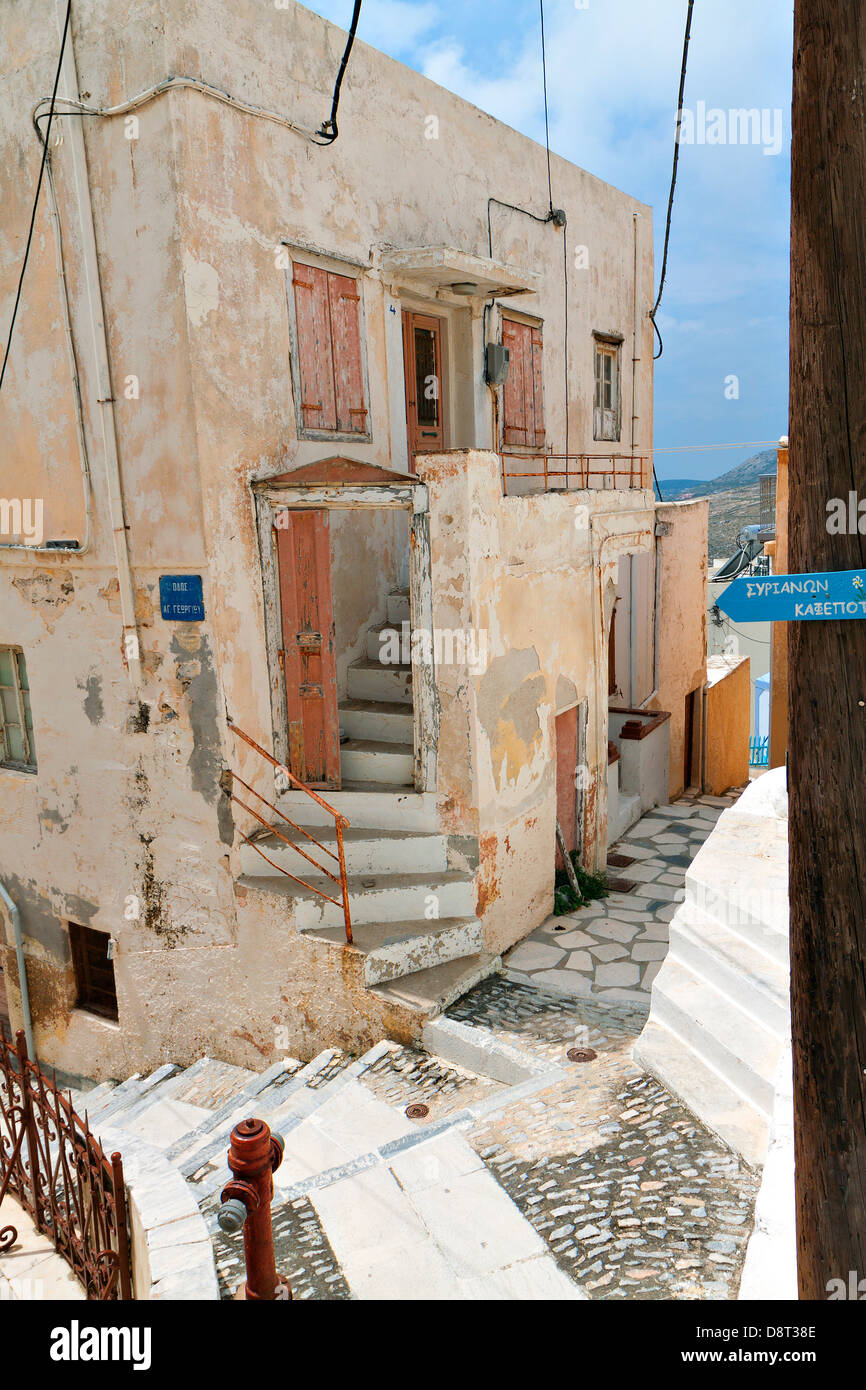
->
[717, 569, 866, 623]
[159, 574, 204, 622]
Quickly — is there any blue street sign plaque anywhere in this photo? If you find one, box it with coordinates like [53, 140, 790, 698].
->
[717, 569, 866, 623]
[159, 574, 204, 622]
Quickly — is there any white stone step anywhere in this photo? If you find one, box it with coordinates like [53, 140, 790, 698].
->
[276, 786, 438, 832]
[241, 826, 448, 877]
[634, 1018, 770, 1168]
[387, 590, 410, 624]
[287, 870, 476, 931]
[671, 903, 789, 1037]
[684, 811, 788, 964]
[372, 951, 500, 1017]
[188, 1043, 395, 1201]
[304, 916, 484, 985]
[163, 1056, 303, 1165]
[111, 1096, 212, 1151]
[340, 738, 413, 786]
[646, 955, 779, 1118]
[277, 1110, 582, 1299]
[348, 659, 413, 704]
[339, 698, 413, 744]
[365, 622, 409, 662]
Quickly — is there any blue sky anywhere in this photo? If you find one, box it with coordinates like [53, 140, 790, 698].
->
[310, 0, 793, 481]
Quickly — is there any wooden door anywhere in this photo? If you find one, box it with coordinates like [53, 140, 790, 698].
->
[403, 311, 445, 469]
[555, 707, 579, 871]
[275, 510, 340, 788]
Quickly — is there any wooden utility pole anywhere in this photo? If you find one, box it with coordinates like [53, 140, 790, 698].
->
[789, 1, 866, 1297]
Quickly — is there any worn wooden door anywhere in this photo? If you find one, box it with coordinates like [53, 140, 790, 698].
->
[275, 510, 340, 788]
[403, 310, 445, 469]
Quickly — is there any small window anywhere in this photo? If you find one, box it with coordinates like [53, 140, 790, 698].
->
[289, 261, 370, 439]
[0, 646, 36, 772]
[501, 318, 545, 448]
[594, 339, 621, 442]
[69, 923, 118, 1021]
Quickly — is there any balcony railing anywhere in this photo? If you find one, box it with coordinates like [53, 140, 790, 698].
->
[225, 721, 353, 944]
[500, 452, 651, 495]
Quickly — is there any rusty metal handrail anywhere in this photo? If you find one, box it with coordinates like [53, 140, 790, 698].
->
[0, 1027, 132, 1299]
[499, 452, 651, 495]
[226, 720, 352, 943]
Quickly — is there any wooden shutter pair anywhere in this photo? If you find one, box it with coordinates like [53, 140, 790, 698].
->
[501, 319, 545, 447]
[292, 265, 368, 435]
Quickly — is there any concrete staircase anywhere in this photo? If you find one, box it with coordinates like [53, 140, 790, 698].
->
[340, 588, 413, 789]
[634, 782, 790, 1168]
[78, 1044, 583, 1301]
[240, 587, 496, 1020]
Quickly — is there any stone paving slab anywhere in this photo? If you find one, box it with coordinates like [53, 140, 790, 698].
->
[503, 789, 745, 1007]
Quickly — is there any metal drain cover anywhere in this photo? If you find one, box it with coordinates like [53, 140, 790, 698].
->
[405, 1103, 430, 1119]
[567, 1047, 598, 1063]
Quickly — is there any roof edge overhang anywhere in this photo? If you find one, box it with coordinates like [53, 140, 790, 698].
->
[253, 457, 418, 490]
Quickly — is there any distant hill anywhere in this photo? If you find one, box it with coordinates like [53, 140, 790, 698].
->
[658, 448, 778, 501]
[657, 447, 779, 562]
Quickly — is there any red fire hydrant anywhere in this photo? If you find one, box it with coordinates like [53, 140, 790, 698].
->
[217, 1117, 292, 1301]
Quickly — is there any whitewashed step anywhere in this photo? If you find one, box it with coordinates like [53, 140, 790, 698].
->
[372, 951, 500, 1016]
[287, 870, 476, 931]
[684, 812, 788, 964]
[671, 903, 789, 1037]
[647, 956, 779, 1118]
[634, 1018, 769, 1168]
[275, 787, 438, 832]
[188, 1043, 395, 1201]
[241, 826, 448, 877]
[304, 916, 484, 985]
[339, 698, 413, 744]
[387, 590, 410, 624]
[365, 623, 409, 663]
[111, 1097, 212, 1151]
[348, 659, 413, 704]
[340, 738, 413, 786]
[276, 1110, 582, 1300]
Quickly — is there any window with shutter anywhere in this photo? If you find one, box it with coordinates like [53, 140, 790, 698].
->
[501, 318, 545, 448]
[593, 340, 621, 442]
[291, 262, 369, 439]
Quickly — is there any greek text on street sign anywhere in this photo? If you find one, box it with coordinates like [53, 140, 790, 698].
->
[717, 569, 866, 623]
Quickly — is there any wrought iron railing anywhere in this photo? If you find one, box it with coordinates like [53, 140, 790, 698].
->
[225, 720, 353, 944]
[500, 452, 651, 495]
[0, 1026, 132, 1299]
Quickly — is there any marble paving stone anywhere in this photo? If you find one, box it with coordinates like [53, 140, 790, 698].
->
[564, 951, 594, 972]
[595, 962, 641, 988]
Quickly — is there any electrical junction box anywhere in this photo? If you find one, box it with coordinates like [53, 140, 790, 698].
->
[485, 342, 511, 386]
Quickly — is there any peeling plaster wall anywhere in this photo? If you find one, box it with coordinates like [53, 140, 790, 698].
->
[649, 500, 709, 798]
[418, 451, 654, 956]
[1, 0, 655, 1076]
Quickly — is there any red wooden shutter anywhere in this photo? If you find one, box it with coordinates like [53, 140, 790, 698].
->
[529, 325, 545, 446]
[502, 319, 529, 445]
[293, 265, 337, 431]
[328, 273, 368, 433]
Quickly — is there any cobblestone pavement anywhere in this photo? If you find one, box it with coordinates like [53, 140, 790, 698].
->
[448, 977, 760, 1300]
[503, 789, 744, 1008]
[206, 1190, 352, 1300]
[360, 1042, 503, 1119]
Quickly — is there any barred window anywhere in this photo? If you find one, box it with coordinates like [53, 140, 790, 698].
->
[0, 647, 36, 772]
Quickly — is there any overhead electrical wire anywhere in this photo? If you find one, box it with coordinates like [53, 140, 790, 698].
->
[650, 0, 695, 362]
[313, 1, 363, 144]
[0, 0, 71, 399]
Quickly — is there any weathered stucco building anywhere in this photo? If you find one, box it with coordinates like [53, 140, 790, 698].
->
[1, 0, 716, 1081]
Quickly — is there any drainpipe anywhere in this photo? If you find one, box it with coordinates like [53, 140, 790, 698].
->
[0, 881, 35, 1060]
[630, 213, 642, 464]
[53, 0, 141, 685]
